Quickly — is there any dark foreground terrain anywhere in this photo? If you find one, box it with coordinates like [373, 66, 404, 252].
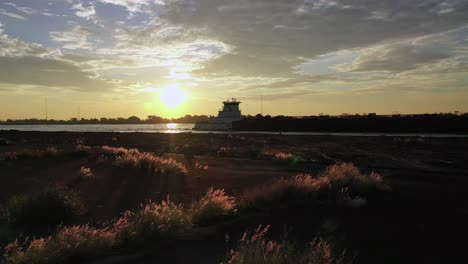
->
[0, 130, 467, 264]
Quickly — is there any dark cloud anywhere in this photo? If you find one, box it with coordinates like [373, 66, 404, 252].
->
[158, 0, 468, 77]
[0, 56, 114, 90]
[350, 43, 451, 73]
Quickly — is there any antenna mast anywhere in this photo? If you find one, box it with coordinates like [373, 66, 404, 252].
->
[45, 97, 48, 120]
[260, 95, 263, 115]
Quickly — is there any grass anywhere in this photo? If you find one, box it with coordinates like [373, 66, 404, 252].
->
[0, 147, 60, 161]
[78, 166, 94, 179]
[239, 162, 389, 210]
[224, 225, 346, 264]
[191, 188, 236, 224]
[3, 225, 116, 264]
[2, 197, 192, 264]
[1, 162, 387, 263]
[272, 151, 304, 165]
[115, 198, 192, 243]
[3, 186, 86, 231]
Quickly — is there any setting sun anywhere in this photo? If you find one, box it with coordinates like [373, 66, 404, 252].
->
[160, 85, 186, 108]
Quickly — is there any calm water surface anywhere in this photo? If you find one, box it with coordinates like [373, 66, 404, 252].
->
[0, 124, 467, 137]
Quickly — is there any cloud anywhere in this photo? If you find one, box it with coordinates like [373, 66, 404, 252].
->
[157, 0, 468, 78]
[0, 24, 48, 56]
[346, 44, 450, 73]
[72, 2, 96, 20]
[0, 56, 114, 91]
[97, 0, 164, 15]
[5, 2, 39, 15]
[50, 26, 98, 50]
[0, 8, 26, 20]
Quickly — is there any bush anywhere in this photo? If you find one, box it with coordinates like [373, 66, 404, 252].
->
[224, 225, 346, 264]
[4, 186, 86, 229]
[192, 188, 236, 224]
[3, 225, 116, 264]
[239, 163, 389, 210]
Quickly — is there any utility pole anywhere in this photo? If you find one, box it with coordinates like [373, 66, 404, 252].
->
[78, 104, 80, 120]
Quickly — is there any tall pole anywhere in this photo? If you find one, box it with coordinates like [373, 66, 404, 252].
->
[260, 95, 263, 115]
[45, 97, 48, 120]
[78, 104, 80, 120]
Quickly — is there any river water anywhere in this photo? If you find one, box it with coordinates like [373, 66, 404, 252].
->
[0, 124, 467, 137]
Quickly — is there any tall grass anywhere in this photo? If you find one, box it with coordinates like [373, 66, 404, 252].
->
[113, 151, 187, 175]
[272, 152, 304, 165]
[0, 147, 60, 161]
[2, 196, 192, 264]
[192, 188, 236, 224]
[224, 225, 346, 264]
[79, 166, 94, 179]
[115, 198, 192, 243]
[2, 163, 385, 263]
[240, 162, 389, 210]
[3, 225, 116, 264]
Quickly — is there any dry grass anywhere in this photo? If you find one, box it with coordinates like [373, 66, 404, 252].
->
[115, 198, 192, 242]
[240, 162, 389, 210]
[3, 225, 116, 264]
[192, 188, 236, 224]
[0, 147, 60, 161]
[1, 163, 385, 263]
[3, 196, 192, 264]
[224, 225, 346, 264]
[79, 166, 94, 179]
[113, 151, 187, 175]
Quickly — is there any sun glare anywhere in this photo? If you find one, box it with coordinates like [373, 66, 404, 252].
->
[160, 86, 186, 107]
[166, 123, 177, 129]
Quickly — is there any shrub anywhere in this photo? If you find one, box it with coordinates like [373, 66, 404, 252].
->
[3, 225, 116, 264]
[192, 188, 236, 224]
[239, 163, 389, 210]
[224, 225, 346, 264]
[114, 198, 192, 242]
[4, 186, 86, 229]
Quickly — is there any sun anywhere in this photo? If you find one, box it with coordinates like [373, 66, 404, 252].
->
[160, 85, 186, 107]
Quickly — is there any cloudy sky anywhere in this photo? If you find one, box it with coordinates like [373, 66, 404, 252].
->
[0, 0, 467, 119]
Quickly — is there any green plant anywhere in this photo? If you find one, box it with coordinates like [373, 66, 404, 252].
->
[4, 186, 86, 230]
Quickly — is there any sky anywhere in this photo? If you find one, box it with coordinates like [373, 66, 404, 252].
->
[0, 0, 467, 119]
